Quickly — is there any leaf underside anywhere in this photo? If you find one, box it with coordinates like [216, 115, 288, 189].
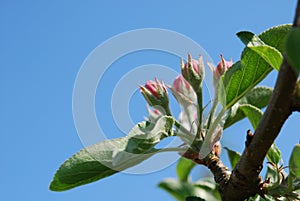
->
[50, 116, 175, 191]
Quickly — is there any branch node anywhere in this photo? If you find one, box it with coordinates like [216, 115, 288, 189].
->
[245, 129, 254, 147]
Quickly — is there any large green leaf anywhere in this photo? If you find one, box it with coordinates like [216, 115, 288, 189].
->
[289, 144, 300, 178]
[50, 116, 175, 191]
[224, 147, 241, 169]
[286, 27, 300, 73]
[223, 24, 291, 108]
[158, 178, 220, 201]
[224, 86, 272, 129]
[176, 157, 196, 182]
[237, 31, 282, 71]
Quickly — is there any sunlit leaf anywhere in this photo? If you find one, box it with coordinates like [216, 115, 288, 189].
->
[176, 157, 196, 182]
[248, 46, 282, 70]
[50, 116, 175, 191]
[267, 144, 281, 165]
[223, 24, 291, 108]
[237, 31, 282, 70]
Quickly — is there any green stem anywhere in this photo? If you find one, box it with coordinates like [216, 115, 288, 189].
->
[196, 86, 203, 136]
[165, 106, 172, 116]
[288, 175, 294, 192]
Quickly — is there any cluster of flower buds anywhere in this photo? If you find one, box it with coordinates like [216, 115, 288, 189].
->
[140, 53, 232, 158]
[181, 53, 205, 92]
[140, 78, 170, 115]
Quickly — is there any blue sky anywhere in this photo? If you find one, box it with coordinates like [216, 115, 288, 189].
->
[1, 1, 299, 201]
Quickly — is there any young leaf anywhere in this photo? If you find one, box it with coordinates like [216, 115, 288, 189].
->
[50, 116, 175, 191]
[176, 157, 196, 182]
[289, 144, 300, 178]
[223, 24, 291, 108]
[224, 147, 241, 169]
[266, 144, 281, 165]
[239, 104, 263, 130]
[286, 27, 300, 73]
[224, 86, 273, 129]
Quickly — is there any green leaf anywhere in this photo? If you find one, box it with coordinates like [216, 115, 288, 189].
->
[194, 178, 221, 201]
[237, 31, 264, 46]
[289, 144, 300, 178]
[248, 46, 282, 71]
[224, 147, 241, 169]
[223, 24, 291, 108]
[267, 144, 281, 165]
[224, 86, 272, 129]
[237, 31, 283, 70]
[286, 27, 300, 73]
[176, 157, 196, 182]
[158, 178, 220, 201]
[239, 104, 263, 130]
[158, 179, 202, 201]
[50, 116, 175, 191]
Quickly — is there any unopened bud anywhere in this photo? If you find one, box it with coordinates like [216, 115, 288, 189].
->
[171, 75, 196, 104]
[216, 54, 233, 78]
[140, 78, 170, 114]
[181, 53, 205, 92]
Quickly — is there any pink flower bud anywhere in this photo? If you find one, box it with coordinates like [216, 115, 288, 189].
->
[184, 53, 200, 74]
[144, 80, 160, 98]
[181, 53, 205, 92]
[216, 54, 233, 78]
[172, 75, 192, 93]
[140, 78, 170, 115]
[170, 75, 196, 104]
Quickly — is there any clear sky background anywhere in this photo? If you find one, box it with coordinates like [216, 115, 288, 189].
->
[1, 1, 299, 201]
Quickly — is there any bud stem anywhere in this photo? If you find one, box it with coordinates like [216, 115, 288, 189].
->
[165, 106, 172, 116]
[196, 88, 203, 137]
